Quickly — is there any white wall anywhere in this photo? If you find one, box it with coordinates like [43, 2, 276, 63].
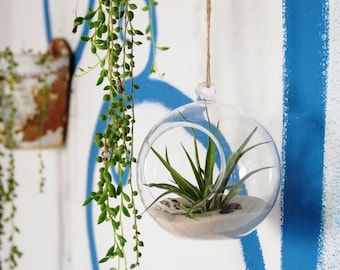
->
[0, 0, 338, 270]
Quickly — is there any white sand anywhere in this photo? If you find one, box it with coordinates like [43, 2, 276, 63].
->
[147, 196, 270, 239]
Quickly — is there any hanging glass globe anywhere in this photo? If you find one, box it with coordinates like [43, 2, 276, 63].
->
[137, 83, 281, 239]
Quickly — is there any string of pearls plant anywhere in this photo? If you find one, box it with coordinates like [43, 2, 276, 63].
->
[0, 47, 51, 270]
[0, 47, 22, 270]
[74, 0, 160, 269]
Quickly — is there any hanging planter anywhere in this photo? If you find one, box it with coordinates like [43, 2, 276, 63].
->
[0, 38, 72, 149]
[137, 84, 281, 239]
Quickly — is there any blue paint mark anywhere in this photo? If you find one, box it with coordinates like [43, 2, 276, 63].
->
[72, 0, 97, 73]
[242, 232, 265, 270]
[282, 0, 328, 269]
[43, 1, 98, 268]
[43, 0, 52, 42]
[86, 103, 108, 270]
[43, 0, 95, 73]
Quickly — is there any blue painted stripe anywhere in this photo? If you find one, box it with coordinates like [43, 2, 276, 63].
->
[282, 1, 328, 269]
[43, 0, 52, 43]
[86, 104, 108, 270]
[43, 0, 95, 73]
[42, 1, 98, 268]
[72, 0, 96, 73]
[241, 232, 265, 270]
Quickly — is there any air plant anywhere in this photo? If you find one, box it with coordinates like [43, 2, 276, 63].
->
[147, 112, 273, 218]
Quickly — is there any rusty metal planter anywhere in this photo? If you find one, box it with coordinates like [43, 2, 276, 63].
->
[0, 38, 72, 149]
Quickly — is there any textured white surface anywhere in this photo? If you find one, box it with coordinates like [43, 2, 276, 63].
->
[319, 0, 340, 269]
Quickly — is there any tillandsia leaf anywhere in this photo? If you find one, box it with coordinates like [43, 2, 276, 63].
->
[142, 190, 173, 213]
[182, 194, 214, 216]
[182, 119, 205, 190]
[203, 109, 217, 188]
[147, 182, 196, 203]
[210, 127, 271, 209]
[219, 127, 259, 189]
[204, 131, 216, 187]
[193, 131, 204, 177]
[181, 143, 204, 193]
[148, 108, 274, 216]
[220, 166, 274, 208]
[151, 147, 201, 199]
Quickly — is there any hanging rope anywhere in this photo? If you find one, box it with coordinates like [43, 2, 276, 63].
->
[206, 0, 212, 88]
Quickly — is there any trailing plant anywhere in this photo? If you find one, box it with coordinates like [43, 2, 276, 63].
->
[147, 111, 273, 218]
[0, 47, 22, 270]
[72, 0, 163, 269]
[35, 52, 50, 193]
[0, 46, 58, 269]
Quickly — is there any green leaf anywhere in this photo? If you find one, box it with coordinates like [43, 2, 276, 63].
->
[96, 76, 104, 85]
[117, 182, 122, 195]
[151, 147, 201, 200]
[97, 209, 107, 224]
[82, 197, 93, 206]
[117, 234, 127, 246]
[111, 219, 120, 230]
[122, 192, 130, 202]
[145, 23, 151, 34]
[117, 248, 124, 258]
[73, 16, 84, 25]
[80, 36, 90, 42]
[106, 245, 115, 256]
[222, 166, 273, 207]
[203, 109, 218, 187]
[157, 46, 170, 51]
[122, 206, 130, 217]
[134, 29, 144, 36]
[204, 134, 215, 187]
[137, 240, 144, 247]
[84, 9, 96, 20]
[147, 183, 195, 203]
[98, 10, 105, 23]
[108, 207, 118, 217]
[220, 127, 259, 188]
[97, 193, 107, 204]
[108, 183, 117, 198]
[127, 10, 134, 21]
[103, 170, 112, 182]
[98, 256, 109, 263]
[181, 144, 204, 192]
[129, 3, 138, 9]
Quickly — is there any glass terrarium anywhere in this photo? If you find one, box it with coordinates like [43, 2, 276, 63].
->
[137, 84, 281, 239]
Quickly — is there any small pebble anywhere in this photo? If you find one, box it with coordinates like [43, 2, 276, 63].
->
[220, 203, 242, 214]
[159, 198, 185, 213]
